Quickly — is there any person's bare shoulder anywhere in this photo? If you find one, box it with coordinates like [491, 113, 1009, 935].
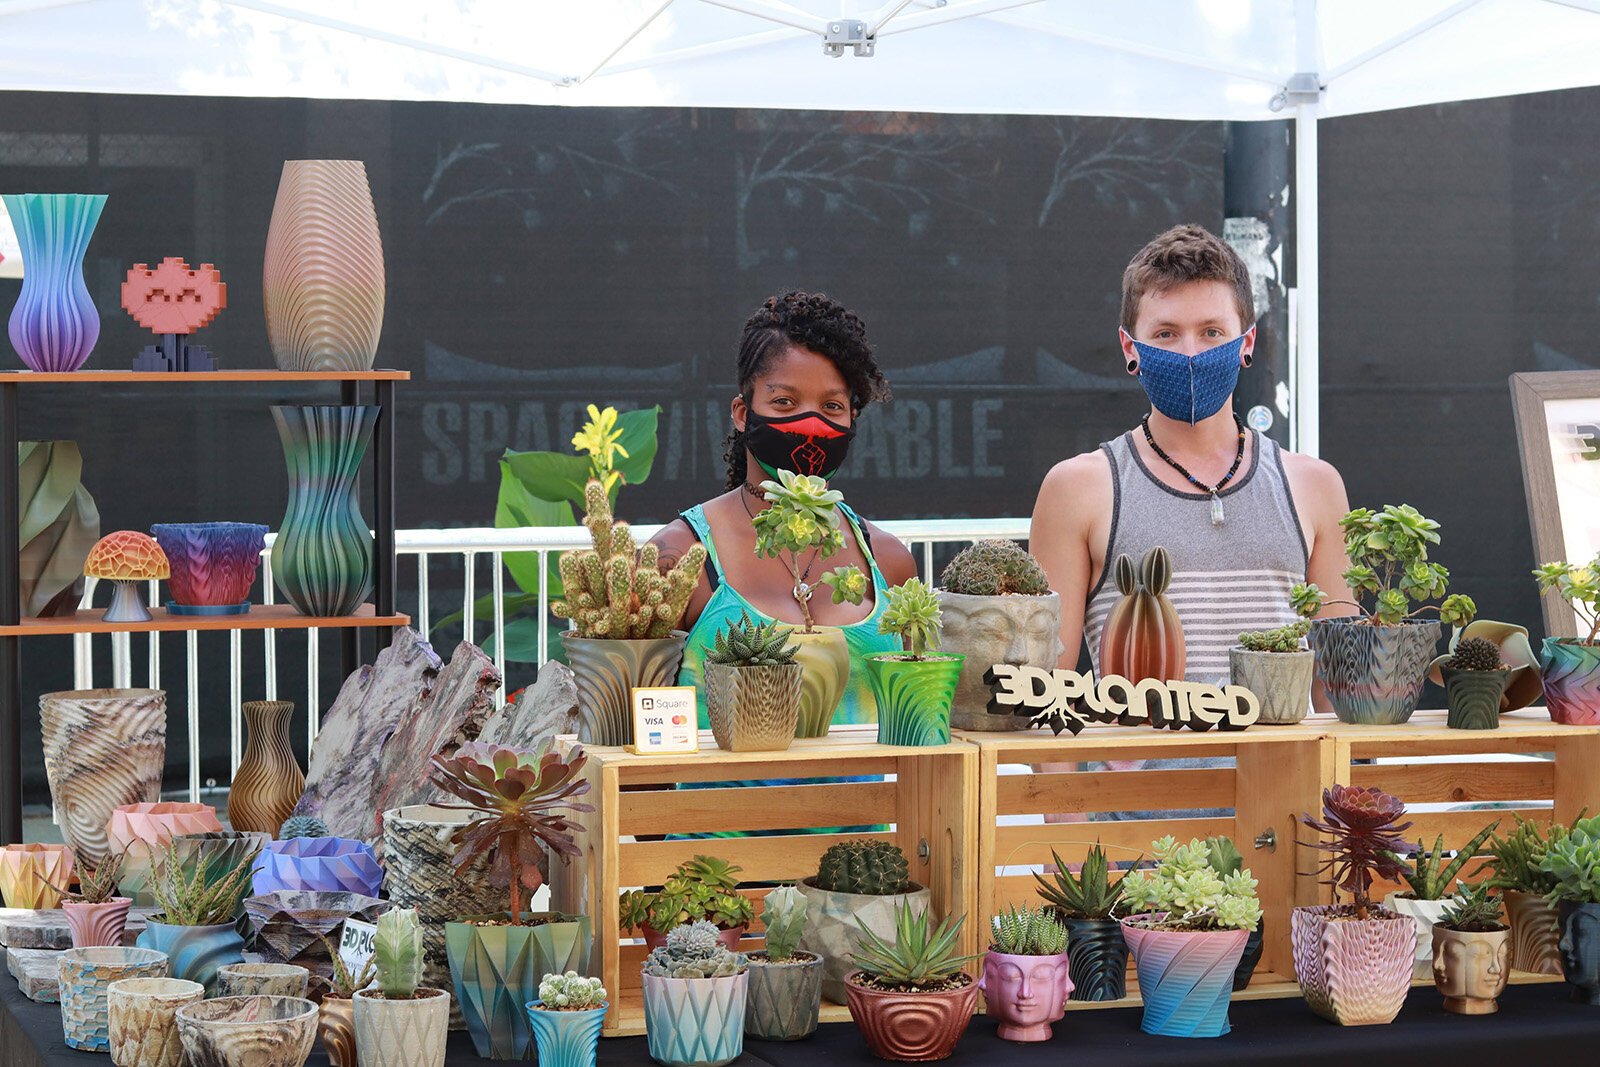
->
[1278, 450, 1350, 516]
[1035, 449, 1114, 520]
[863, 520, 918, 587]
[647, 517, 700, 571]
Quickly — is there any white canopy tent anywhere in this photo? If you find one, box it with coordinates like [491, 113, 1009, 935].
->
[8, 0, 1600, 452]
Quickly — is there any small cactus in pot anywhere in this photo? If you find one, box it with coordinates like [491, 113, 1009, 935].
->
[1229, 620, 1314, 725]
[52, 854, 133, 949]
[526, 972, 608, 1067]
[1033, 843, 1136, 1001]
[353, 908, 449, 1067]
[705, 613, 804, 751]
[1431, 883, 1510, 1015]
[642, 922, 750, 1067]
[1439, 637, 1510, 730]
[796, 840, 930, 1003]
[745, 885, 824, 1040]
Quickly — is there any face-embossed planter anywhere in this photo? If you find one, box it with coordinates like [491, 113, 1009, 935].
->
[979, 950, 1071, 1042]
[939, 590, 1063, 732]
[175, 995, 318, 1067]
[1291, 904, 1415, 1025]
[562, 631, 688, 746]
[1432, 924, 1509, 1014]
[1309, 619, 1441, 725]
[843, 970, 977, 1062]
[58, 946, 170, 1052]
[108, 977, 204, 1067]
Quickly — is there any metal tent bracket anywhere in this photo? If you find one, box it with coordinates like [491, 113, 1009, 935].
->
[824, 19, 875, 57]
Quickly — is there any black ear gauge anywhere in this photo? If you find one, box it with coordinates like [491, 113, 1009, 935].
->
[1127, 359, 1139, 374]
[1242, 352, 1254, 368]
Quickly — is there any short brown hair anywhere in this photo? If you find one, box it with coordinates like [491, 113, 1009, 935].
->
[1120, 224, 1254, 334]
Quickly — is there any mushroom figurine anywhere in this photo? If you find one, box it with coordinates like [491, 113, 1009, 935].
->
[84, 532, 170, 622]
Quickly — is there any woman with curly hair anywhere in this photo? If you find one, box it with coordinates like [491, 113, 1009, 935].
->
[651, 289, 918, 729]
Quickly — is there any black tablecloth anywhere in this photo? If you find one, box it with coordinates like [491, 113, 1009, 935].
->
[6, 974, 1600, 1067]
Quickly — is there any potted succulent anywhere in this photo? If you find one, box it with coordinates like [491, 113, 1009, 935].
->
[744, 884, 823, 1040]
[316, 936, 375, 1067]
[1229, 620, 1313, 725]
[796, 839, 930, 1003]
[1533, 559, 1600, 723]
[704, 612, 804, 752]
[1291, 504, 1476, 724]
[553, 479, 706, 745]
[50, 853, 132, 948]
[1428, 619, 1545, 712]
[865, 578, 964, 746]
[1536, 813, 1600, 1004]
[107, 801, 222, 905]
[1204, 835, 1266, 990]
[1437, 637, 1511, 729]
[1384, 820, 1500, 975]
[1477, 814, 1566, 975]
[431, 739, 594, 1060]
[935, 539, 1062, 732]
[1431, 882, 1510, 1015]
[1292, 785, 1417, 1025]
[1032, 843, 1134, 1001]
[619, 855, 755, 949]
[136, 839, 258, 995]
[353, 907, 449, 1067]
[844, 902, 978, 1061]
[526, 971, 609, 1067]
[642, 920, 750, 1067]
[1118, 836, 1261, 1038]
[979, 903, 1071, 1042]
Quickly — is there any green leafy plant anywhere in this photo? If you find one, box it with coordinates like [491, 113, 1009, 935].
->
[1389, 821, 1500, 901]
[374, 907, 423, 999]
[1534, 558, 1600, 644]
[1203, 836, 1244, 877]
[1447, 637, 1504, 671]
[814, 840, 911, 896]
[878, 577, 943, 660]
[537, 971, 607, 1011]
[1032, 844, 1134, 920]
[320, 935, 377, 998]
[939, 540, 1051, 597]
[619, 855, 756, 934]
[278, 815, 329, 839]
[707, 612, 798, 667]
[750, 469, 867, 629]
[1536, 815, 1600, 905]
[149, 841, 259, 927]
[1436, 882, 1507, 932]
[989, 904, 1068, 955]
[47, 853, 123, 904]
[1299, 784, 1413, 920]
[429, 739, 593, 925]
[1290, 505, 1476, 627]
[1237, 620, 1310, 653]
[643, 920, 748, 978]
[852, 901, 977, 991]
[1120, 836, 1262, 931]
[759, 885, 808, 962]
[1476, 814, 1573, 895]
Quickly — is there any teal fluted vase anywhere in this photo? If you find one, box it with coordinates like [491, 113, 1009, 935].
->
[3, 193, 106, 372]
[863, 653, 964, 746]
[525, 1001, 606, 1067]
[270, 405, 376, 616]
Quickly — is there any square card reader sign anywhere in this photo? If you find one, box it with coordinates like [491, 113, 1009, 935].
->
[631, 686, 698, 754]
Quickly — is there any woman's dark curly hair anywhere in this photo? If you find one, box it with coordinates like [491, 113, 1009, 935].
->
[724, 290, 892, 489]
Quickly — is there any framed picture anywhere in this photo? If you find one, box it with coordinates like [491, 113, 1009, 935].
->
[1511, 370, 1600, 635]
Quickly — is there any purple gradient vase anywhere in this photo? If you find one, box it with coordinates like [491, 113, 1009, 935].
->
[151, 523, 268, 615]
[1120, 918, 1247, 1038]
[3, 193, 107, 372]
[251, 838, 382, 897]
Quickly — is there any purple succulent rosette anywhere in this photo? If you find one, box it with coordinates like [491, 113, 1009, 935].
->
[251, 837, 382, 897]
[151, 522, 268, 611]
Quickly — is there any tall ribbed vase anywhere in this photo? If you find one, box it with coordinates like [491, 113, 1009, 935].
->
[271, 406, 376, 616]
[38, 689, 166, 867]
[229, 701, 304, 834]
[2, 193, 106, 372]
[262, 160, 385, 371]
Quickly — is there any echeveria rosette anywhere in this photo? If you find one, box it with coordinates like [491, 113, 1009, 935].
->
[1119, 836, 1262, 932]
[819, 565, 868, 606]
[1289, 504, 1476, 627]
[751, 469, 853, 631]
[1299, 784, 1414, 919]
[879, 577, 943, 659]
[1534, 558, 1600, 644]
[1536, 815, 1600, 906]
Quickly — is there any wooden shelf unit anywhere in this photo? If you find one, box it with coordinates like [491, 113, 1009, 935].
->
[0, 604, 409, 636]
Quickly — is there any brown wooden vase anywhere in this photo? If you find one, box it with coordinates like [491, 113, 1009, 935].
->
[229, 701, 304, 834]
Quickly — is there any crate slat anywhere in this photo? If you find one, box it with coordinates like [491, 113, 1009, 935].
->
[992, 816, 1235, 869]
[995, 767, 1234, 816]
[1349, 759, 1553, 803]
[619, 831, 898, 887]
[618, 780, 900, 836]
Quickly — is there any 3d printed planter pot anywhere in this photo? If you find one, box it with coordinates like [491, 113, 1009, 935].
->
[107, 977, 204, 1067]
[843, 970, 977, 1062]
[796, 877, 930, 1004]
[705, 662, 802, 751]
[745, 952, 822, 1040]
[445, 912, 593, 1060]
[789, 628, 850, 737]
[562, 630, 688, 746]
[1428, 619, 1545, 712]
[175, 995, 318, 1067]
[1442, 667, 1510, 730]
[252, 836, 383, 897]
[1291, 904, 1414, 1025]
[864, 653, 963, 746]
[642, 971, 749, 1067]
[136, 918, 246, 996]
[244, 890, 386, 964]
[938, 590, 1063, 732]
[18, 440, 100, 617]
[979, 950, 1071, 1042]
[1120, 919, 1247, 1038]
[218, 962, 310, 999]
[228, 700, 304, 834]
[171, 831, 271, 889]
[1558, 900, 1600, 1005]
[1505, 890, 1563, 975]
[1062, 917, 1128, 1001]
[526, 999, 607, 1067]
[108, 801, 223, 905]
[1229, 648, 1313, 725]
[1432, 924, 1509, 1014]
[262, 159, 385, 373]
[39, 688, 166, 867]
[2, 192, 107, 372]
[151, 522, 268, 614]
[271, 405, 377, 617]
[1309, 618, 1442, 725]
[352, 987, 449, 1067]
[0, 842, 73, 908]
[383, 805, 501, 1002]
[63, 897, 134, 948]
[1386, 892, 1452, 975]
[1233, 917, 1265, 991]
[1539, 638, 1600, 724]
[318, 996, 356, 1067]
[58, 946, 169, 1052]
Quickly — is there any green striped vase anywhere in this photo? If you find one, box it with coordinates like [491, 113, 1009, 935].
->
[863, 653, 963, 746]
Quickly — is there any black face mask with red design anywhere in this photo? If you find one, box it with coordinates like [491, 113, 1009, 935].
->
[742, 407, 856, 480]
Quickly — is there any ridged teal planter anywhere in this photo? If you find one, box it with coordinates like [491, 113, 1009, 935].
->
[864, 653, 963, 746]
[135, 919, 244, 997]
[642, 972, 747, 1067]
[1540, 638, 1600, 725]
[1120, 919, 1247, 1038]
[445, 913, 592, 1060]
[525, 1000, 606, 1067]
[270, 405, 376, 616]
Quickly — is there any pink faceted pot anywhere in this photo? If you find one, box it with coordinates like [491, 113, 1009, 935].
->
[1291, 904, 1414, 1026]
[979, 950, 1072, 1042]
[107, 803, 223, 904]
[63, 898, 133, 948]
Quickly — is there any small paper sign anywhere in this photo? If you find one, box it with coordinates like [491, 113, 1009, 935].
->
[338, 918, 377, 987]
[629, 686, 699, 754]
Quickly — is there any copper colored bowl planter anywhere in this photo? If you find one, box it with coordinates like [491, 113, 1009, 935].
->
[843, 970, 977, 1062]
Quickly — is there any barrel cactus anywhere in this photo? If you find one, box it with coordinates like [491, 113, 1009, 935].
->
[1098, 545, 1185, 682]
[815, 840, 911, 896]
[940, 539, 1050, 597]
[278, 814, 329, 839]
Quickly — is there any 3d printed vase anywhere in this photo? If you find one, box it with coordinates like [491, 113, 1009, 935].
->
[980, 949, 1071, 1042]
[228, 700, 304, 834]
[526, 1000, 607, 1067]
[252, 837, 383, 897]
[18, 440, 100, 616]
[843, 971, 977, 1061]
[642, 971, 749, 1067]
[1557, 900, 1600, 1004]
[0, 843, 74, 908]
[445, 913, 592, 1060]
[63, 898, 134, 948]
[705, 662, 802, 751]
[744, 954, 821, 1040]
[244, 891, 386, 964]
[136, 918, 246, 996]
[2, 193, 107, 372]
[789, 627, 850, 737]
[1431, 925, 1509, 1014]
[1233, 917, 1265, 990]
[1539, 638, 1600, 725]
[1442, 667, 1509, 729]
[107, 802, 223, 906]
[318, 995, 357, 1067]
[352, 987, 449, 1067]
[151, 522, 267, 614]
[939, 590, 1063, 732]
[170, 831, 270, 891]
[1229, 648, 1314, 724]
[1098, 547, 1185, 683]
[1505, 890, 1563, 975]
[562, 630, 688, 746]
[270, 405, 376, 616]
[175, 995, 318, 1067]
[39, 688, 166, 868]
[1290, 904, 1414, 1025]
[1309, 618, 1442, 725]
[107, 977, 204, 1067]
[1386, 892, 1452, 974]
[262, 159, 385, 372]
[1121, 919, 1247, 1038]
[1063, 917, 1128, 1001]
[1428, 619, 1544, 712]
[57, 946, 169, 1052]
[864, 653, 964, 746]
[796, 878, 930, 1004]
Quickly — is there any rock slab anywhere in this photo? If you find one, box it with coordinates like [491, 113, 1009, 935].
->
[7, 947, 61, 1002]
[0, 906, 153, 950]
[477, 662, 580, 750]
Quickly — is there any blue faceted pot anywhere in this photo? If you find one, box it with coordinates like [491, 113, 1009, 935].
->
[136, 919, 243, 996]
[642, 972, 747, 1067]
[446, 913, 592, 1060]
[251, 837, 382, 896]
[525, 999, 606, 1067]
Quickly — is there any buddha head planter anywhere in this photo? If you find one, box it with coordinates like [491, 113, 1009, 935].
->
[1432, 926, 1510, 1014]
[979, 950, 1072, 1041]
[1559, 902, 1600, 1006]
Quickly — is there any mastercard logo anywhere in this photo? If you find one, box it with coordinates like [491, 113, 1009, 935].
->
[671, 714, 689, 725]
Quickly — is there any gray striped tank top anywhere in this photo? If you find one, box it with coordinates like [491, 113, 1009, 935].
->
[1083, 429, 1309, 687]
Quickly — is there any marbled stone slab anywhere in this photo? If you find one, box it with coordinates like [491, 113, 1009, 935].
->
[0, 906, 154, 949]
[7, 947, 62, 1002]
[477, 661, 580, 751]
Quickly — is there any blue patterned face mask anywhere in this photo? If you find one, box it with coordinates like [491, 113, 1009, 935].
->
[1123, 330, 1247, 424]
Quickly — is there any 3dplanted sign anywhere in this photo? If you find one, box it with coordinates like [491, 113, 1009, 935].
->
[983, 664, 1260, 735]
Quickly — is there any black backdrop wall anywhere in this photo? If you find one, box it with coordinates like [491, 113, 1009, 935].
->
[0, 88, 1582, 800]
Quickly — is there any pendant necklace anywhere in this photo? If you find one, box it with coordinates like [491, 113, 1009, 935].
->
[741, 481, 820, 605]
[1140, 414, 1247, 527]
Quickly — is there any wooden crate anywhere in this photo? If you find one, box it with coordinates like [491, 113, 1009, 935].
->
[549, 726, 978, 1036]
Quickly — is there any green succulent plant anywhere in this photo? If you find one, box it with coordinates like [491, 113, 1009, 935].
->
[1120, 836, 1262, 932]
[643, 920, 748, 978]
[1291, 505, 1476, 627]
[852, 901, 977, 991]
[1534, 558, 1600, 644]
[818, 565, 869, 606]
[750, 468, 866, 629]
[538, 971, 607, 1011]
[878, 577, 943, 659]
[707, 611, 798, 667]
[1389, 821, 1500, 901]
[373, 907, 424, 999]
[1237, 620, 1310, 653]
[149, 840, 259, 927]
[1032, 844, 1134, 920]
[939, 539, 1051, 597]
[1537, 815, 1600, 905]
[815, 840, 912, 896]
[759, 885, 808, 962]
[1436, 882, 1507, 932]
[47, 853, 123, 904]
[619, 855, 756, 933]
[1476, 813, 1573, 895]
[989, 904, 1068, 955]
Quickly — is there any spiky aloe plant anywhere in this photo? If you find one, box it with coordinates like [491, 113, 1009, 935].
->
[1436, 882, 1506, 932]
[47, 853, 124, 904]
[374, 907, 424, 999]
[878, 578, 943, 660]
[852, 900, 977, 991]
[707, 612, 798, 667]
[760, 885, 808, 962]
[989, 904, 1068, 955]
[1032, 844, 1133, 920]
[149, 840, 258, 926]
[1389, 821, 1501, 900]
[429, 739, 593, 925]
[1300, 784, 1414, 920]
[321, 935, 377, 998]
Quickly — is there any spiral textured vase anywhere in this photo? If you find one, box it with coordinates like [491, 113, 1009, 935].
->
[1291, 905, 1414, 1025]
[562, 631, 688, 746]
[57, 947, 170, 1052]
[705, 663, 801, 751]
[108, 802, 223, 905]
[1539, 638, 1600, 724]
[1121, 920, 1246, 1038]
[39, 688, 166, 867]
[271, 405, 377, 616]
[1443, 668, 1509, 730]
[63, 898, 133, 948]
[0, 843, 74, 908]
[1233, 918, 1265, 991]
[318, 996, 357, 1067]
[136, 920, 245, 996]
[2, 193, 106, 372]
[788, 628, 851, 737]
[18, 440, 100, 617]
[1309, 619, 1441, 725]
[1063, 917, 1128, 1001]
[175, 995, 318, 1067]
[643, 972, 749, 1067]
[527, 1001, 606, 1067]
[107, 977, 204, 1067]
[262, 160, 385, 372]
[229, 700, 304, 834]
[864, 654, 963, 747]
[1505, 890, 1563, 975]
[843, 972, 977, 1061]
[151, 522, 267, 612]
